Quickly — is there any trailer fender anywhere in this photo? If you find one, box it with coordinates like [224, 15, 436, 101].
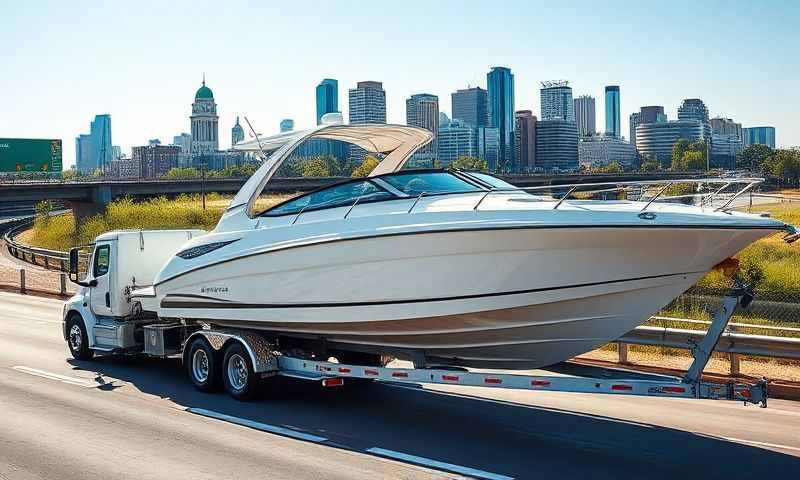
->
[184, 329, 278, 374]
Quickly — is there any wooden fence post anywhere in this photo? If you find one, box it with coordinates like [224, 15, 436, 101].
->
[19, 269, 26, 294]
[60, 273, 67, 296]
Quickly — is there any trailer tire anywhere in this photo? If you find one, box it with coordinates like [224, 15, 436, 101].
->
[186, 337, 221, 393]
[222, 342, 260, 401]
[66, 315, 94, 361]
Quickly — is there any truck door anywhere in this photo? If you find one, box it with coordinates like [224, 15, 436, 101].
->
[89, 243, 114, 316]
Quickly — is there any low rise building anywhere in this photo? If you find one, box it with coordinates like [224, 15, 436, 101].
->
[578, 135, 637, 169]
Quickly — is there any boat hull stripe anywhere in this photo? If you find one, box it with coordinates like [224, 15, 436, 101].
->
[160, 271, 700, 309]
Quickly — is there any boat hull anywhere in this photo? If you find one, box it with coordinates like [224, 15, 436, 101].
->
[152, 225, 776, 368]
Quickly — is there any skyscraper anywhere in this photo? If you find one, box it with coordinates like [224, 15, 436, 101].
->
[514, 110, 537, 172]
[437, 119, 478, 168]
[348, 81, 386, 124]
[451, 87, 488, 127]
[629, 112, 640, 148]
[190, 78, 219, 154]
[604, 86, 620, 138]
[540, 81, 574, 122]
[535, 120, 578, 171]
[316, 79, 339, 125]
[677, 98, 711, 139]
[487, 67, 515, 171]
[710, 117, 743, 140]
[639, 106, 666, 124]
[75, 114, 112, 173]
[172, 133, 192, 154]
[348, 81, 387, 162]
[231, 117, 245, 147]
[636, 120, 704, 167]
[406, 94, 439, 164]
[573, 95, 596, 137]
[743, 127, 776, 149]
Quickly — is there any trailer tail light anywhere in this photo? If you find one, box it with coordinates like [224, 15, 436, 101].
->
[531, 380, 551, 387]
[484, 377, 502, 385]
[392, 371, 409, 378]
[442, 375, 460, 382]
[612, 384, 633, 391]
[364, 369, 379, 376]
[662, 386, 686, 394]
[338, 367, 351, 374]
[322, 378, 344, 388]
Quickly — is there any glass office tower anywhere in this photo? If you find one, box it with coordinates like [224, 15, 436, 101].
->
[604, 86, 620, 138]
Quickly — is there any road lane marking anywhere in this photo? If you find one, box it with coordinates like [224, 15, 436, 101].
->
[366, 447, 514, 480]
[187, 408, 329, 443]
[11, 366, 99, 388]
[719, 435, 800, 453]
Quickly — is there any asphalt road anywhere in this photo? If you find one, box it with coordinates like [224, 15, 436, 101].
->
[1, 292, 799, 479]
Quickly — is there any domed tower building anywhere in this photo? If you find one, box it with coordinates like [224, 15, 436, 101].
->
[190, 77, 219, 154]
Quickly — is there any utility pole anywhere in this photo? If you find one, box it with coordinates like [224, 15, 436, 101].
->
[200, 162, 207, 210]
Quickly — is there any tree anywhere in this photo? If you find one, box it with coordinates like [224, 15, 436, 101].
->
[671, 140, 707, 171]
[770, 149, 800, 186]
[640, 158, 660, 172]
[450, 156, 488, 171]
[671, 139, 691, 169]
[351, 155, 380, 178]
[597, 161, 622, 174]
[682, 150, 706, 171]
[301, 157, 332, 177]
[736, 144, 773, 172]
[62, 169, 77, 181]
[164, 167, 201, 179]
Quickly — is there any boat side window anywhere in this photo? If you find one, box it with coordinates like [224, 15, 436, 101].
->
[381, 172, 481, 196]
[93, 245, 110, 277]
[261, 180, 394, 217]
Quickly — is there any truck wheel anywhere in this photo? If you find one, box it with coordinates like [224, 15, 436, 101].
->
[187, 338, 221, 392]
[222, 342, 259, 401]
[66, 316, 94, 361]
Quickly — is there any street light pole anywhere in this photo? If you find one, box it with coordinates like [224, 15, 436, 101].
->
[200, 162, 207, 211]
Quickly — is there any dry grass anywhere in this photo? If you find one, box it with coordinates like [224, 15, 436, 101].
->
[26, 193, 292, 251]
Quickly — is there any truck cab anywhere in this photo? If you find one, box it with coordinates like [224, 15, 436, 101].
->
[63, 230, 205, 358]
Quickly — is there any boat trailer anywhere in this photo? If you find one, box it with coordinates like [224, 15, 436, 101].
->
[184, 283, 768, 407]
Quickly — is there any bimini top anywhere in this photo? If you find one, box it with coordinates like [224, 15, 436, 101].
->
[229, 123, 433, 212]
[212, 123, 433, 232]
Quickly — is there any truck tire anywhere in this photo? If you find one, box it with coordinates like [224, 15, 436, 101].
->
[66, 315, 94, 361]
[186, 337, 221, 393]
[222, 342, 259, 401]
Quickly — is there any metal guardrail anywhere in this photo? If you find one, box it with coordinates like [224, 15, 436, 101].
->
[1, 216, 89, 273]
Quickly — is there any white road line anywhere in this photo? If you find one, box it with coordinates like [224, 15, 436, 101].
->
[720, 435, 800, 453]
[11, 366, 98, 388]
[187, 408, 329, 443]
[366, 447, 514, 480]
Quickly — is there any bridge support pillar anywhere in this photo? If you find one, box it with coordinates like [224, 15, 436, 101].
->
[69, 184, 112, 227]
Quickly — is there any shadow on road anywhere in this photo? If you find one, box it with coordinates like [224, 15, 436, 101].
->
[68, 355, 800, 479]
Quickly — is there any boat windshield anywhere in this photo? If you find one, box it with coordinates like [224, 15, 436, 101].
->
[262, 180, 393, 217]
[381, 171, 482, 196]
[459, 172, 516, 190]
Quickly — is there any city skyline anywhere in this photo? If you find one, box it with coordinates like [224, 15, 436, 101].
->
[2, 1, 798, 168]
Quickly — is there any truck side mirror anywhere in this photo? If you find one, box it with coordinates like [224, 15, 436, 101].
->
[69, 248, 80, 275]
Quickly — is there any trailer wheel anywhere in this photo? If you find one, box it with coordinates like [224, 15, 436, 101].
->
[66, 315, 94, 361]
[222, 342, 259, 401]
[186, 337, 221, 392]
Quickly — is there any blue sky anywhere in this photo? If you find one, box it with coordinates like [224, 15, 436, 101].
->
[2, 0, 798, 167]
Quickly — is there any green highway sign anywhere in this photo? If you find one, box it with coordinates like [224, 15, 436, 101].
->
[0, 138, 62, 173]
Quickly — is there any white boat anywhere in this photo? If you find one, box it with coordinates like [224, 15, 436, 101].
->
[138, 122, 796, 369]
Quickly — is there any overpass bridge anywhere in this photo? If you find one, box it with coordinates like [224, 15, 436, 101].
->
[0, 172, 703, 223]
